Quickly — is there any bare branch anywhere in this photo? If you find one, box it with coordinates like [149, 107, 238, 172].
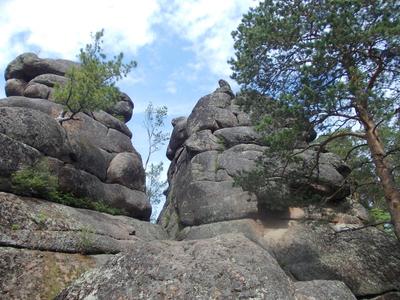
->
[335, 221, 391, 234]
[344, 143, 368, 161]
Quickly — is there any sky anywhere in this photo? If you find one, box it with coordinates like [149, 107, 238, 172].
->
[0, 0, 258, 215]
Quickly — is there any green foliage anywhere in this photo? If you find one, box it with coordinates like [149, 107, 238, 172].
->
[143, 102, 169, 170]
[231, 0, 400, 112]
[12, 160, 58, 199]
[11, 160, 123, 215]
[231, 0, 400, 139]
[34, 211, 48, 227]
[234, 154, 324, 210]
[54, 29, 136, 117]
[370, 207, 394, 234]
[11, 224, 20, 231]
[323, 126, 400, 224]
[142, 102, 169, 222]
[230, 0, 400, 214]
[78, 225, 95, 252]
[370, 208, 391, 223]
[147, 162, 167, 222]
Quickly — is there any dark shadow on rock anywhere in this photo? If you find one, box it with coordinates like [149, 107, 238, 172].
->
[271, 221, 400, 297]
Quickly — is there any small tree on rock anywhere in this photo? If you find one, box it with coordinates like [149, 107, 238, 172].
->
[54, 29, 136, 123]
[143, 102, 169, 221]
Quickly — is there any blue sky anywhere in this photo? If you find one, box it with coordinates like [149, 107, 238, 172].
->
[0, 0, 257, 213]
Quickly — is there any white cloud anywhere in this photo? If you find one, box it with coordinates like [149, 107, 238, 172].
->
[163, 0, 257, 78]
[165, 80, 177, 94]
[0, 0, 161, 67]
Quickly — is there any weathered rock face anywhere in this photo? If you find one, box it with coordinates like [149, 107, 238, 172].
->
[1, 53, 149, 220]
[158, 83, 352, 236]
[153, 81, 400, 299]
[176, 218, 400, 298]
[2, 56, 399, 300]
[0, 247, 101, 300]
[267, 222, 400, 297]
[0, 192, 167, 254]
[56, 234, 357, 300]
[0, 54, 164, 298]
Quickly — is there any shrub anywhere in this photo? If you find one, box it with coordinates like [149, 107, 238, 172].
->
[11, 160, 123, 215]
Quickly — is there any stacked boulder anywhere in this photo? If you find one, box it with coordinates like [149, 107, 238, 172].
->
[154, 82, 400, 299]
[1, 51, 399, 299]
[0, 52, 150, 219]
[0, 53, 169, 299]
[56, 77, 400, 299]
[159, 82, 355, 235]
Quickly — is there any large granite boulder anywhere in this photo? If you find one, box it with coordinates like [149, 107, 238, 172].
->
[174, 218, 400, 298]
[4, 52, 133, 128]
[105, 92, 134, 123]
[153, 81, 399, 298]
[0, 106, 72, 161]
[5, 52, 77, 81]
[0, 54, 148, 220]
[166, 116, 188, 160]
[158, 82, 351, 236]
[56, 234, 360, 300]
[265, 221, 400, 297]
[106, 152, 145, 191]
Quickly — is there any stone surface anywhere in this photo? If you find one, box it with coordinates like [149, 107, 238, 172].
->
[184, 129, 223, 153]
[0, 133, 42, 177]
[31, 73, 69, 87]
[1, 52, 146, 219]
[5, 78, 27, 96]
[166, 116, 188, 160]
[105, 92, 134, 123]
[0, 247, 102, 300]
[0, 96, 136, 182]
[61, 112, 134, 155]
[178, 180, 258, 226]
[294, 280, 356, 300]
[177, 219, 265, 245]
[159, 84, 352, 234]
[56, 234, 295, 300]
[0, 96, 63, 117]
[23, 82, 50, 99]
[175, 217, 400, 298]
[92, 110, 132, 138]
[186, 91, 238, 135]
[5, 52, 77, 81]
[0, 192, 167, 254]
[367, 292, 400, 300]
[214, 126, 261, 147]
[107, 152, 145, 191]
[57, 165, 151, 220]
[264, 221, 400, 297]
[0, 106, 72, 161]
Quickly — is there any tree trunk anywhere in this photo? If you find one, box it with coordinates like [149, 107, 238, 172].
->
[357, 107, 400, 239]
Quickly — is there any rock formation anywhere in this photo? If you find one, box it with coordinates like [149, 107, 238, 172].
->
[159, 83, 353, 235]
[1, 52, 399, 300]
[156, 83, 400, 299]
[1, 53, 150, 220]
[0, 53, 161, 298]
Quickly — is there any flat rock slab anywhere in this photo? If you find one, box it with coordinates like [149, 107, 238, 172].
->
[56, 234, 295, 300]
[294, 280, 356, 300]
[0, 247, 105, 300]
[0, 192, 167, 254]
